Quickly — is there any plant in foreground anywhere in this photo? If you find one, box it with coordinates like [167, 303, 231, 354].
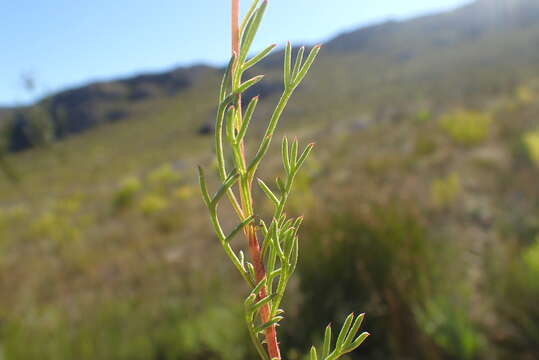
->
[198, 1, 368, 359]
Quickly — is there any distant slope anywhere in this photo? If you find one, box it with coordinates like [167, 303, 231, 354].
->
[3, 0, 539, 152]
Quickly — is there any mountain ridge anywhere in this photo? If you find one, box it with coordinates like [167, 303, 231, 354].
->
[2, 0, 539, 152]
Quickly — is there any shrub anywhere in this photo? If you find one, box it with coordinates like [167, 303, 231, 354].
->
[431, 172, 461, 209]
[415, 135, 438, 156]
[486, 236, 539, 356]
[523, 235, 539, 287]
[288, 203, 440, 359]
[516, 85, 535, 104]
[523, 130, 539, 167]
[415, 109, 432, 123]
[139, 194, 168, 216]
[440, 110, 492, 146]
[148, 163, 181, 188]
[174, 185, 196, 200]
[415, 288, 485, 359]
[112, 176, 142, 210]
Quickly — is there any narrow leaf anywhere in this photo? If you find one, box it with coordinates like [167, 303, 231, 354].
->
[289, 236, 299, 272]
[290, 138, 298, 164]
[251, 278, 267, 296]
[197, 166, 211, 207]
[255, 316, 284, 334]
[239, 250, 245, 268]
[240, 1, 268, 62]
[225, 215, 255, 243]
[295, 143, 315, 171]
[346, 332, 370, 352]
[260, 219, 269, 236]
[225, 105, 236, 144]
[268, 268, 282, 282]
[251, 293, 277, 312]
[219, 54, 235, 102]
[239, 0, 261, 36]
[246, 262, 257, 284]
[211, 170, 239, 206]
[282, 137, 290, 173]
[284, 41, 292, 87]
[237, 96, 259, 143]
[335, 313, 355, 350]
[292, 46, 305, 80]
[236, 75, 264, 95]
[276, 177, 286, 195]
[322, 324, 332, 358]
[243, 43, 277, 71]
[293, 45, 321, 87]
[292, 216, 304, 236]
[244, 293, 257, 308]
[344, 313, 365, 347]
[257, 178, 280, 206]
[310, 346, 318, 360]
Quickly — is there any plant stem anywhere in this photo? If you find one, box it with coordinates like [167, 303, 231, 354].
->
[248, 226, 282, 359]
[231, 1, 281, 358]
[232, 0, 240, 57]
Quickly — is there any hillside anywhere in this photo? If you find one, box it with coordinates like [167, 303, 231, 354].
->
[2, 0, 539, 359]
[4, 0, 539, 151]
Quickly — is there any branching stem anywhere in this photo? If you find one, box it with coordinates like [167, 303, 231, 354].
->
[200, 1, 366, 359]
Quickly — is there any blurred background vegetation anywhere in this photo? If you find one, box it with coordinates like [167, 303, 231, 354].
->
[2, 0, 539, 358]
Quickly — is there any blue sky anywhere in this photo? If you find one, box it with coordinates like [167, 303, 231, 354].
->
[1, 0, 470, 106]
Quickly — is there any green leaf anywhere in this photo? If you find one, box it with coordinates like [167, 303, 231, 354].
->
[244, 292, 257, 308]
[276, 177, 286, 195]
[346, 332, 370, 352]
[289, 236, 299, 272]
[237, 96, 259, 143]
[257, 178, 280, 206]
[250, 293, 276, 312]
[197, 166, 211, 207]
[225, 215, 255, 243]
[239, 250, 245, 268]
[219, 54, 236, 102]
[239, 0, 261, 36]
[225, 105, 236, 144]
[322, 324, 332, 358]
[236, 75, 264, 95]
[260, 219, 269, 236]
[282, 137, 290, 174]
[343, 313, 365, 347]
[293, 45, 321, 87]
[251, 278, 267, 296]
[243, 43, 277, 71]
[281, 218, 294, 232]
[292, 216, 304, 236]
[335, 313, 355, 351]
[240, 1, 268, 62]
[310, 346, 318, 360]
[292, 46, 305, 80]
[282, 228, 296, 259]
[268, 268, 282, 283]
[246, 262, 257, 284]
[211, 169, 239, 207]
[290, 138, 298, 164]
[254, 316, 284, 334]
[295, 143, 315, 171]
[284, 41, 292, 87]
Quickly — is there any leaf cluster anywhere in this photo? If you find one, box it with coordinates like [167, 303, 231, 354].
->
[198, 1, 367, 358]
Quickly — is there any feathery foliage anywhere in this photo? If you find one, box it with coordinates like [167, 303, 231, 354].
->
[198, 1, 368, 359]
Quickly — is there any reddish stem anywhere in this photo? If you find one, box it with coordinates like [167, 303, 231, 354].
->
[247, 225, 282, 360]
[232, 0, 240, 56]
[231, 1, 281, 358]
